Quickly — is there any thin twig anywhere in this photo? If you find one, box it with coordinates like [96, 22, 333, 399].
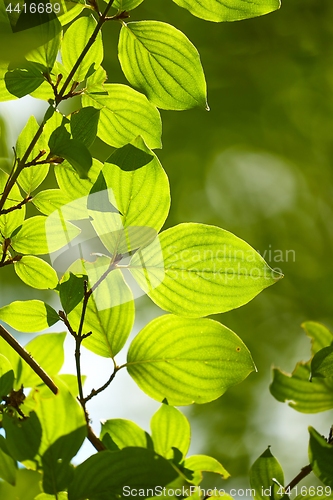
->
[0, 324, 58, 395]
[83, 365, 118, 403]
[0, 196, 32, 215]
[285, 464, 312, 491]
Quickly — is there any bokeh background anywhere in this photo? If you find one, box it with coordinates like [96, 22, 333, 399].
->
[1, 0, 333, 493]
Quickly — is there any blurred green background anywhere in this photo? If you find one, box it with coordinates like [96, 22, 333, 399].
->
[1, 0, 333, 491]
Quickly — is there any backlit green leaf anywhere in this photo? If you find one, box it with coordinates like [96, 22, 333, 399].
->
[250, 447, 285, 500]
[55, 158, 103, 201]
[302, 321, 333, 357]
[113, 0, 144, 10]
[50, 138, 92, 179]
[309, 427, 333, 488]
[17, 332, 66, 388]
[0, 436, 17, 486]
[32, 189, 72, 215]
[100, 419, 149, 450]
[68, 448, 178, 500]
[36, 493, 68, 500]
[14, 256, 58, 289]
[68, 263, 134, 358]
[184, 455, 229, 484]
[127, 315, 255, 405]
[130, 223, 282, 317]
[151, 404, 190, 459]
[11, 215, 80, 255]
[0, 354, 14, 396]
[172, 0, 281, 22]
[119, 21, 208, 110]
[61, 15, 103, 83]
[0, 62, 17, 102]
[270, 364, 333, 413]
[0, 300, 59, 332]
[0, 469, 41, 500]
[57, 0, 85, 26]
[25, 17, 62, 70]
[82, 84, 162, 149]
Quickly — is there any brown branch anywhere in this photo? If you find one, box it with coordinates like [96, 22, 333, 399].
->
[0, 196, 32, 215]
[0, 255, 22, 268]
[0, 324, 58, 395]
[285, 464, 312, 491]
[83, 365, 118, 404]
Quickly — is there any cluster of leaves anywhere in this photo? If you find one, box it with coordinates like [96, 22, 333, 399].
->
[8, 0, 333, 499]
[247, 322, 333, 500]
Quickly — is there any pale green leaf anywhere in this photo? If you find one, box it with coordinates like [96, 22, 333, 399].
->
[0, 436, 17, 486]
[119, 21, 208, 110]
[57, 0, 86, 26]
[67, 448, 178, 500]
[55, 158, 103, 201]
[0, 300, 59, 332]
[302, 321, 333, 357]
[130, 223, 282, 317]
[16, 116, 49, 193]
[113, 0, 144, 10]
[0, 338, 21, 387]
[61, 15, 103, 83]
[0, 169, 25, 237]
[35, 493, 68, 500]
[14, 256, 58, 289]
[172, 0, 281, 22]
[82, 83, 162, 149]
[0, 469, 41, 500]
[68, 262, 134, 357]
[25, 17, 62, 70]
[17, 332, 66, 388]
[309, 427, 333, 488]
[270, 364, 333, 413]
[0, 62, 17, 102]
[11, 215, 81, 255]
[32, 189, 72, 215]
[127, 315, 255, 405]
[102, 136, 170, 234]
[0, 354, 14, 396]
[100, 419, 149, 450]
[250, 447, 285, 500]
[184, 455, 230, 485]
[151, 404, 190, 459]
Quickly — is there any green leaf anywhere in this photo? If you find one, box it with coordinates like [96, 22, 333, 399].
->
[32, 189, 72, 215]
[17, 332, 66, 388]
[0, 169, 26, 237]
[119, 21, 208, 111]
[100, 419, 150, 450]
[270, 364, 333, 413]
[70, 107, 100, 149]
[58, 273, 86, 315]
[127, 315, 255, 405]
[4, 61, 45, 98]
[0, 469, 41, 500]
[82, 84, 162, 149]
[57, 0, 85, 26]
[113, 0, 145, 10]
[0, 354, 14, 396]
[0, 436, 17, 486]
[50, 138, 93, 179]
[0, 300, 59, 332]
[14, 256, 58, 289]
[0, 62, 17, 102]
[25, 17, 62, 70]
[3, 411, 42, 462]
[151, 404, 190, 459]
[309, 427, 333, 488]
[129, 223, 282, 317]
[35, 493, 68, 500]
[311, 345, 333, 379]
[184, 455, 230, 485]
[11, 215, 81, 255]
[67, 448, 179, 500]
[171, 0, 281, 22]
[55, 158, 103, 201]
[68, 263, 134, 358]
[302, 321, 333, 356]
[61, 15, 103, 83]
[16, 116, 49, 193]
[102, 136, 170, 234]
[250, 447, 285, 500]
[0, 338, 21, 387]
